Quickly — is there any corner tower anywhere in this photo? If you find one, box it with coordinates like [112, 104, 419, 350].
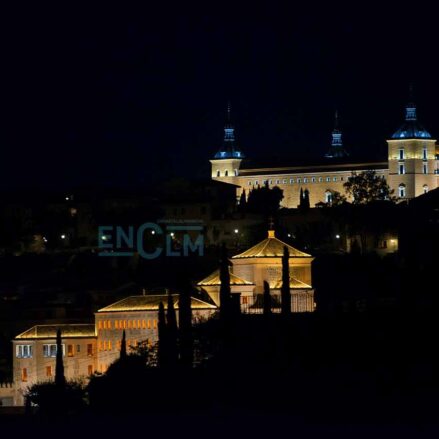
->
[210, 103, 244, 180]
[387, 92, 436, 200]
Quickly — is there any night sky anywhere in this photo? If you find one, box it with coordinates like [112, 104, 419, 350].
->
[2, 3, 439, 189]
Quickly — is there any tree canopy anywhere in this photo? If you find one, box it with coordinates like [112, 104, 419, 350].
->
[343, 171, 395, 204]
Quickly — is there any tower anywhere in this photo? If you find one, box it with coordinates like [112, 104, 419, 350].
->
[387, 90, 436, 199]
[325, 111, 348, 159]
[210, 103, 244, 179]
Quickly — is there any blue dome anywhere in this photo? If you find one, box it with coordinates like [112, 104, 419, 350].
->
[214, 150, 244, 159]
[391, 104, 432, 139]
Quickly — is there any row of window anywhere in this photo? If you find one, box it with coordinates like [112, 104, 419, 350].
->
[21, 365, 94, 382]
[16, 344, 93, 359]
[98, 339, 138, 352]
[398, 147, 429, 160]
[398, 163, 429, 175]
[398, 184, 429, 198]
[98, 319, 157, 330]
[216, 169, 238, 177]
[248, 176, 344, 187]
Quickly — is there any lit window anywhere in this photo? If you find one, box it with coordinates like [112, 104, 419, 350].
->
[153, 319, 157, 329]
[107, 321, 111, 329]
[67, 344, 74, 357]
[21, 368, 28, 382]
[16, 345, 33, 358]
[119, 320, 123, 329]
[43, 344, 65, 357]
[88, 365, 93, 375]
[147, 320, 151, 329]
[398, 184, 406, 198]
[128, 320, 132, 329]
[103, 341, 107, 351]
[325, 191, 333, 204]
[115, 321, 119, 329]
[399, 164, 405, 175]
[108, 341, 112, 351]
[142, 320, 146, 329]
[87, 344, 93, 356]
[399, 148, 405, 160]
[98, 321, 102, 330]
[103, 321, 107, 330]
[137, 320, 141, 329]
[46, 366, 52, 377]
[423, 185, 429, 194]
[123, 320, 127, 329]
[423, 163, 428, 174]
[303, 178, 308, 183]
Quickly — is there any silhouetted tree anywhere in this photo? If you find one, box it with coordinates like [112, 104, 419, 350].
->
[179, 282, 193, 368]
[281, 246, 291, 315]
[167, 291, 179, 366]
[120, 329, 127, 360]
[263, 280, 271, 315]
[158, 301, 168, 368]
[239, 190, 247, 211]
[344, 170, 396, 204]
[299, 188, 310, 210]
[219, 244, 232, 320]
[55, 328, 66, 388]
[247, 184, 284, 214]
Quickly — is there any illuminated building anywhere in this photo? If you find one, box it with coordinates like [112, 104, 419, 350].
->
[6, 293, 216, 406]
[211, 98, 438, 206]
[198, 229, 315, 312]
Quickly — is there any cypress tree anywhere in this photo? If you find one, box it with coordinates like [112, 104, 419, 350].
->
[179, 283, 193, 368]
[120, 329, 127, 360]
[55, 328, 66, 387]
[298, 188, 304, 209]
[281, 246, 291, 315]
[167, 290, 179, 366]
[239, 190, 247, 210]
[158, 301, 167, 368]
[219, 244, 231, 320]
[304, 189, 310, 209]
[263, 280, 272, 315]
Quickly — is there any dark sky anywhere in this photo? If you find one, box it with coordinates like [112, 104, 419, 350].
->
[1, 3, 439, 189]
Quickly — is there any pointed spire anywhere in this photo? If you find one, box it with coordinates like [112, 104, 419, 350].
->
[325, 109, 348, 158]
[213, 102, 244, 159]
[405, 84, 417, 121]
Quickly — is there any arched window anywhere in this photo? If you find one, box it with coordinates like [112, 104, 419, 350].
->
[216, 170, 220, 177]
[423, 185, 429, 194]
[225, 170, 229, 177]
[325, 190, 333, 204]
[398, 148, 405, 160]
[398, 184, 406, 198]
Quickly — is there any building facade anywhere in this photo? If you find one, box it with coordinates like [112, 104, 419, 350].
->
[211, 101, 438, 207]
[198, 229, 315, 313]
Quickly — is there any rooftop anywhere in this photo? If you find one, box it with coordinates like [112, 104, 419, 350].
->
[391, 104, 432, 140]
[16, 324, 96, 340]
[197, 268, 255, 286]
[232, 230, 312, 259]
[97, 294, 217, 312]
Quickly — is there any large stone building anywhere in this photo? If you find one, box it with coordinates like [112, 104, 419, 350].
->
[210, 100, 438, 207]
